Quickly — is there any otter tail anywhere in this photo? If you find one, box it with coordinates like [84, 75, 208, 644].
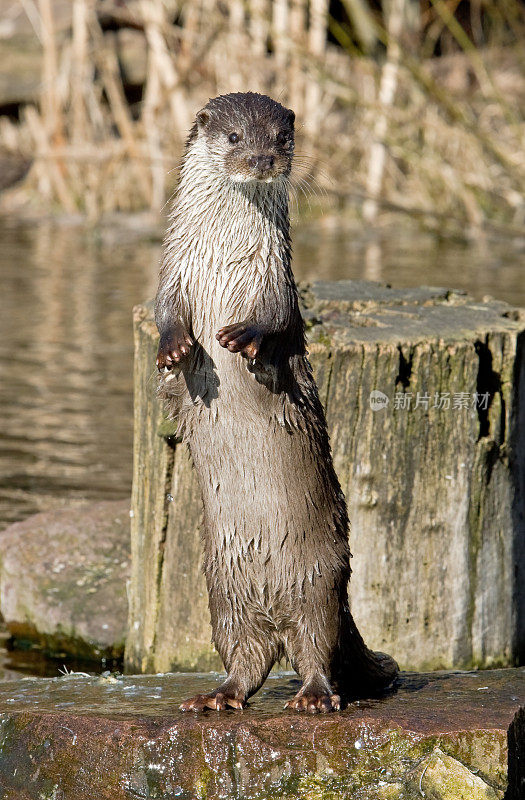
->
[333, 611, 399, 699]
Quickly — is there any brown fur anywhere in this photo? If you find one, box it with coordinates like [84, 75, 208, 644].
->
[155, 92, 398, 712]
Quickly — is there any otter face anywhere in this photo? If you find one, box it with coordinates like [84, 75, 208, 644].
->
[193, 92, 295, 184]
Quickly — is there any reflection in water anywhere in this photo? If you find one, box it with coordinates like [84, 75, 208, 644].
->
[0, 623, 121, 680]
[0, 216, 524, 529]
[293, 218, 525, 296]
[0, 219, 159, 527]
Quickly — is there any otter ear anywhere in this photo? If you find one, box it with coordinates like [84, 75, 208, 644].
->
[286, 109, 295, 127]
[196, 109, 210, 127]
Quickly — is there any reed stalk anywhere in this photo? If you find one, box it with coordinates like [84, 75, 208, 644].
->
[1, 0, 521, 230]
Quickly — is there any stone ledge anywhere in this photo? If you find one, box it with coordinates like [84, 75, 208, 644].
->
[0, 499, 130, 661]
[0, 668, 522, 799]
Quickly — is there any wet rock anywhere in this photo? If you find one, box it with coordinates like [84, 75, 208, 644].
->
[0, 499, 130, 660]
[0, 668, 521, 799]
[414, 748, 501, 799]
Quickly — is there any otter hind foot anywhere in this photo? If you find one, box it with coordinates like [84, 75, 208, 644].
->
[179, 684, 245, 712]
[285, 691, 341, 714]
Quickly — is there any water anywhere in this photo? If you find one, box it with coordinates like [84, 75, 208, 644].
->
[0, 625, 121, 680]
[0, 217, 159, 528]
[1, 215, 524, 530]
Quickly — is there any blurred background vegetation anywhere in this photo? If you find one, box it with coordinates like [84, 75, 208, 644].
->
[0, 0, 523, 235]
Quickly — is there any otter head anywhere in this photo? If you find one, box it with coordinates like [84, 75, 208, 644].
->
[190, 92, 295, 184]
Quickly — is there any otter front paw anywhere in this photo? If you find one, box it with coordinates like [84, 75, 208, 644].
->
[285, 691, 341, 714]
[179, 687, 245, 712]
[216, 322, 262, 359]
[156, 323, 193, 371]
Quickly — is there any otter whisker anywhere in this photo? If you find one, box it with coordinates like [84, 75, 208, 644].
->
[292, 154, 334, 186]
[288, 185, 301, 220]
[292, 179, 314, 212]
[300, 174, 330, 200]
[292, 162, 333, 189]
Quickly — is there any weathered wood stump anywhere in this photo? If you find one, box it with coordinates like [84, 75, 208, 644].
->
[0, 669, 523, 799]
[125, 281, 525, 674]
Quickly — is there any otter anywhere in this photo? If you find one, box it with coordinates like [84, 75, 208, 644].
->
[155, 92, 398, 713]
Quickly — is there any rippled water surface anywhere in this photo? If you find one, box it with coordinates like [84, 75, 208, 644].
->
[1, 216, 524, 529]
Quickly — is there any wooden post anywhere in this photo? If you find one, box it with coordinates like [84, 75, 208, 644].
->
[125, 282, 525, 673]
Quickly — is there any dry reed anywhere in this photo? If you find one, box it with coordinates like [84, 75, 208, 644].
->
[1, 0, 523, 233]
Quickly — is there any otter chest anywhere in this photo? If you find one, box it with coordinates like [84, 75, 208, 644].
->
[186, 233, 278, 345]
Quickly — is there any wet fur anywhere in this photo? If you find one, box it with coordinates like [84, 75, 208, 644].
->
[155, 93, 398, 711]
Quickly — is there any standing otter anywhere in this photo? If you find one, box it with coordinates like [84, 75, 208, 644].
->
[155, 92, 398, 713]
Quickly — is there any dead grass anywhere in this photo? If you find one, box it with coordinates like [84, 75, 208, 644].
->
[1, 0, 523, 234]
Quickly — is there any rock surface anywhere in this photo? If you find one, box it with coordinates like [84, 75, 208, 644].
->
[126, 281, 525, 674]
[0, 668, 522, 799]
[0, 499, 130, 659]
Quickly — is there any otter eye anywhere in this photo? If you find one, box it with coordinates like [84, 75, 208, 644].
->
[228, 132, 240, 144]
[276, 131, 288, 145]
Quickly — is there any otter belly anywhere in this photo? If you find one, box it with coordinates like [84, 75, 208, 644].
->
[184, 345, 350, 602]
[166, 266, 350, 613]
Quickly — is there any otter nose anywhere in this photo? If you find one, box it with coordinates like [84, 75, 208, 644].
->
[248, 154, 275, 172]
